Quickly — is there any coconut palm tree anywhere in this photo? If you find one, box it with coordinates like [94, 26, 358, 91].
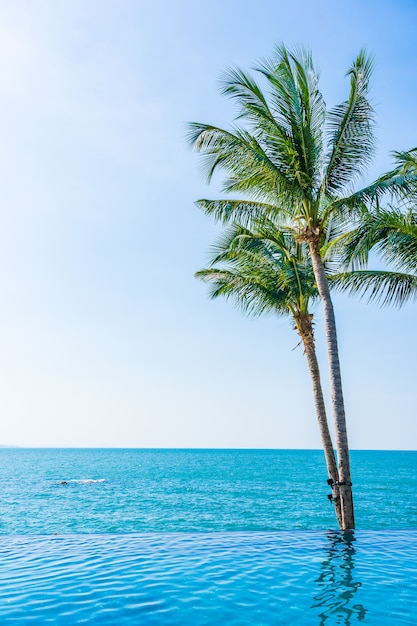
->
[189, 45, 399, 528]
[196, 220, 343, 526]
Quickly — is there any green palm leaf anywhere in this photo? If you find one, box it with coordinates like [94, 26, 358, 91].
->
[342, 206, 417, 272]
[197, 221, 319, 319]
[331, 270, 417, 307]
[323, 50, 375, 197]
[257, 45, 325, 196]
[195, 199, 293, 227]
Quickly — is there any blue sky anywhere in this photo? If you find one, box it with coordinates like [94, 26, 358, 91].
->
[0, 0, 416, 449]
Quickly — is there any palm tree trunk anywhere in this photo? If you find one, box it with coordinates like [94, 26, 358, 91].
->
[308, 240, 355, 530]
[297, 315, 342, 528]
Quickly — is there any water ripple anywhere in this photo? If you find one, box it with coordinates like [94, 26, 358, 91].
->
[0, 531, 416, 624]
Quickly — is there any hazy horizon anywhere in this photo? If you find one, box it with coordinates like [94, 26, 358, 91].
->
[2, 446, 417, 452]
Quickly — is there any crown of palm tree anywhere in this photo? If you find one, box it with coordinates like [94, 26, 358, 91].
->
[188, 45, 383, 233]
[196, 220, 319, 326]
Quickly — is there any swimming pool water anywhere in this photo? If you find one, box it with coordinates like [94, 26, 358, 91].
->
[1, 531, 416, 624]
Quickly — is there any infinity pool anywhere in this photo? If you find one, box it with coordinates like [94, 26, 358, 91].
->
[1, 531, 416, 624]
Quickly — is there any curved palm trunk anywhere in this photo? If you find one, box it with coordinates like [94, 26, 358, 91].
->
[308, 240, 355, 531]
[297, 315, 342, 528]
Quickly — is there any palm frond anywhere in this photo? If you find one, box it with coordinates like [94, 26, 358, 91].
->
[219, 67, 276, 127]
[195, 199, 282, 226]
[341, 206, 417, 272]
[326, 166, 417, 226]
[330, 269, 417, 307]
[388, 148, 417, 200]
[196, 219, 321, 322]
[256, 45, 325, 198]
[392, 147, 417, 173]
[209, 226, 291, 270]
[219, 65, 317, 198]
[195, 199, 300, 232]
[332, 175, 400, 211]
[195, 266, 295, 318]
[323, 50, 375, 196]
[188, 122, 302, 202]
[374, 209, 417, 273]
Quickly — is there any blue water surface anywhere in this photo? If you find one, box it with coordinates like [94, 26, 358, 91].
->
[1, 448, 416, 533]
[1, 531, 416, 624]
[1, 449, 416, 624]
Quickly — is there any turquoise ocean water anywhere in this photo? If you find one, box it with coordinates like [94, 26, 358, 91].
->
[1, 448, 417, 623]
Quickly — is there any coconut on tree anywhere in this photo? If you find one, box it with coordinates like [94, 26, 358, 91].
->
[189, 45, 405, 529]
[196, 219, 343, 526]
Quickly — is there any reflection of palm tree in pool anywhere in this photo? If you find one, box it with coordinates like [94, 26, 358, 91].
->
[312, 531, 368, 625]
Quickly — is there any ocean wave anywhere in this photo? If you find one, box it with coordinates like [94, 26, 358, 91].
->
[61, 479, 105, 484]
